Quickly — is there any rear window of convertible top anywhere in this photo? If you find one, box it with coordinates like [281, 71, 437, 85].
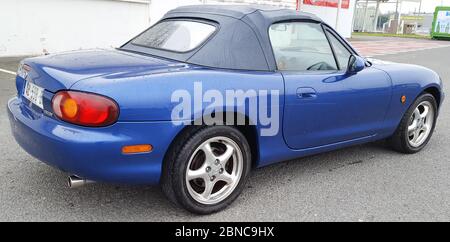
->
[131, 20, 217, 53]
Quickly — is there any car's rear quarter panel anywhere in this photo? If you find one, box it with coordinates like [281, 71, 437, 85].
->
[71, 67, 287, 168]
[8, 96, 183, 184]
[71, 67, 284, 121]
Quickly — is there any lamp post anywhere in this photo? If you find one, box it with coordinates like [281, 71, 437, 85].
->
[336, 0, 343, 30]
[373, 0, 381, 32]
[351, 0, 359, 34]
[362, 0, 369, 32]
[395, 0, 400, 34]
[296, 0, 303, 11]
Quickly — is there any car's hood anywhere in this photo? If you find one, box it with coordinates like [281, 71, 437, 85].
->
[367, 57, 436, 74]
[366, 58, 395, 66]
[368, 57, 417, 72]
[367, 58, 441, 92]
[23, 49, 183, 92]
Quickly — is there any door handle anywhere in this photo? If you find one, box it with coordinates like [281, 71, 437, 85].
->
[297, 87, 317, 99]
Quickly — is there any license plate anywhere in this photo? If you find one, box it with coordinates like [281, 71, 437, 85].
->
[24, 81, 44, 109]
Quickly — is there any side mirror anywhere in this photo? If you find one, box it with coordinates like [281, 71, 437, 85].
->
[347, 55, 365, 74]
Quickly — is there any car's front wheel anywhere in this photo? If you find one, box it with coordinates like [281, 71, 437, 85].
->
[389, 93, 438, 154]
[162, 126, 251, 214]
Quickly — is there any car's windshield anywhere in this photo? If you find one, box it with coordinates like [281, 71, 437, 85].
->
[131, 20, 216, 53]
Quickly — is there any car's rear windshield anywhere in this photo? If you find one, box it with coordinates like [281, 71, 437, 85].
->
[131, 20, 217, 53]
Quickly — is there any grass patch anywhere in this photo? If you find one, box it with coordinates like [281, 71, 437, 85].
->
[352, 32, 431, 39]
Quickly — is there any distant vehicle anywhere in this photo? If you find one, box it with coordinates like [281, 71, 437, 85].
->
[8, 5, 444, 214]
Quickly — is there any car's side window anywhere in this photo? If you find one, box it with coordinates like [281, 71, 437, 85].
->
[326, 30, 353, 70]
[269, 22, 337, 71]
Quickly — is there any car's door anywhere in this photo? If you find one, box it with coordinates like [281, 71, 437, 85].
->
[269, 22, 392, 150]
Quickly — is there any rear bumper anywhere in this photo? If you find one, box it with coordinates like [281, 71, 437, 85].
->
[7, 97, 183, 184]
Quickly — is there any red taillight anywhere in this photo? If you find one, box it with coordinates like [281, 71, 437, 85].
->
[52, 91, 119, 127]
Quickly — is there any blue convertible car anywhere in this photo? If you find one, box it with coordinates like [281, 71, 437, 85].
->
[8, 5, 444, 214]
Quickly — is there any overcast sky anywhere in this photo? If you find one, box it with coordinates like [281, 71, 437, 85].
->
[376, 0, 450, 14]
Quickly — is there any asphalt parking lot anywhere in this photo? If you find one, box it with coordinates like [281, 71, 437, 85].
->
[1, 38, 449, 221]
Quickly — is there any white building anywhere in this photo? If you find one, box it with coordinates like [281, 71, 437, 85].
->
[0, 0, 356, 57]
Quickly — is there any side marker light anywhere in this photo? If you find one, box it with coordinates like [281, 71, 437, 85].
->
[122, 144, 153, 154]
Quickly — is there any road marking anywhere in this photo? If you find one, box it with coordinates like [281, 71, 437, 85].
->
[0, 68, 17, 76]
[349, 39, 450, 57]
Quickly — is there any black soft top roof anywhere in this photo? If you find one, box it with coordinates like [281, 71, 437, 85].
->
[121, 5, 323, 71]
[168, 4, 321, 21]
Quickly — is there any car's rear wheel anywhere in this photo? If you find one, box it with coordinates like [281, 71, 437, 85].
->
[161, 126, 251, 214]
[389, 93, 438, 154]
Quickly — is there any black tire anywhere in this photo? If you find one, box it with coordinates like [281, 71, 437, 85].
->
[161, 126, 252, 214]
[388, 93, 438, 154]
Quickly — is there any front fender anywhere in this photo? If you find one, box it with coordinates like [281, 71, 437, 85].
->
[372, 61, 443, 136]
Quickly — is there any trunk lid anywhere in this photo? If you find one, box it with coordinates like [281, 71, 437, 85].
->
[23, 49, 181, 93]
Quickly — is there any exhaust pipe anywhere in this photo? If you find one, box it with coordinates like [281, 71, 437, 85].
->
[67, 175, 93, 188]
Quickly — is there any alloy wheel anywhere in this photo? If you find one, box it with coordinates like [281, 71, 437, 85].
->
[185, 136, 243, 205]
[407, 101, 434, 148]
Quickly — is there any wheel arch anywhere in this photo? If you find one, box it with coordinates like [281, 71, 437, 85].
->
[161, 112, 260, 183]
[422, 86, 442, 109]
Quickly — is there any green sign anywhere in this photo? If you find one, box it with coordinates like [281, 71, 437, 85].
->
[431, 6, 450, 39]
[401, 16, 424, 21]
